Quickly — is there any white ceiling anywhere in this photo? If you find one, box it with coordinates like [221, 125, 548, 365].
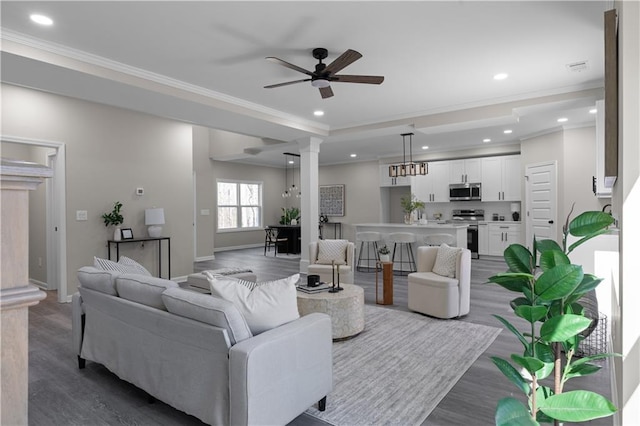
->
[0, 1, 609, 167]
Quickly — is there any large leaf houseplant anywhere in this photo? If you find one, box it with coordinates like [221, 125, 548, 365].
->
[488, 209, 618, 425]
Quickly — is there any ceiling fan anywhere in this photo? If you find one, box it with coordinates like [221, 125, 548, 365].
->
[264, 48, 384, 99]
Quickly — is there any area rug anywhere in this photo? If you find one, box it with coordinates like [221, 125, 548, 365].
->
[305, 304, 501, 426]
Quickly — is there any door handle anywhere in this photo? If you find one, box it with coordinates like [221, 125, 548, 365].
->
[548, 220, 554, 224]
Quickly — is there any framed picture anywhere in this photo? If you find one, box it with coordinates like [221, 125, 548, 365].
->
[319, 184, 345, 217]
[121, 228, 134, 240]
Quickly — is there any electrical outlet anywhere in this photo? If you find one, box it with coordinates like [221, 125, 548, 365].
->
[76, 210, 88, 221]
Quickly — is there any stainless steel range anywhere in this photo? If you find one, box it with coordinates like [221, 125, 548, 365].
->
[450, 209, 484, 259]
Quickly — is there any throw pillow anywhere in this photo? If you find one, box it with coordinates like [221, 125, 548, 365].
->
[94, 256, 151, 276]
[204, 271, 258, 290]
[316, 239, 348, 265]
[118, 256, 152, 276]
[432, 244, 461, 278]
[208, 274, 300, 335]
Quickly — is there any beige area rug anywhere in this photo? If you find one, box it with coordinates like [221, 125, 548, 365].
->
[305, 304, 501, 426]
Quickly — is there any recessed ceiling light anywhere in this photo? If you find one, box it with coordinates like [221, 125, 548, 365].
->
[421, 146, 429, 150]
[350, 153, 357, 158]
[493, 73, 509, 81]
[589, 108, 598, 114]
[313, 110, 324, 117]
[30, 14, 53, 26]
[557, 117, 568, 123]
[503, 129, 513, 134]
[483, 138, 491, 143]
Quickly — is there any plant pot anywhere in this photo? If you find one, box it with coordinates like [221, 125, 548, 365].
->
[379, 254, 390, 262]
[113, 226, 122, 241]
[404, 213, 412, 224]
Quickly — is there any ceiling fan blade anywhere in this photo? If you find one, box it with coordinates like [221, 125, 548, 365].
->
[266, 57, 314, 76]
[264, 79, 311, 89]
[323, 49, 362, 75]
[332, 75, 385, 84]
[319, 86, 334, 99]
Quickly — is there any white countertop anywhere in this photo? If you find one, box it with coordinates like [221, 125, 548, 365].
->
[479, 221, 523, 225]
[355, 223, 468, 229]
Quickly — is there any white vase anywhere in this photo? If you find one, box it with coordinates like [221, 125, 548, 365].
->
[113, 226, 121, 241]
[379, 254, 390, 262]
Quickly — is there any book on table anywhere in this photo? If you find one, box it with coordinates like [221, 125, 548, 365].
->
[296, 283, 332, 293]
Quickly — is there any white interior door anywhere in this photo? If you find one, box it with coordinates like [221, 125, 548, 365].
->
[525, 161, 558, 250]
[46, 152, 59, 290]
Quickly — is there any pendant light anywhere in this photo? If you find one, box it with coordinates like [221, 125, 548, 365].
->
[282, 154, 291, 198]
[388, 133, 428, 177]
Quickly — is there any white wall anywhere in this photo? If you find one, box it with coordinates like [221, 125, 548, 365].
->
[1, 84, 194, 293]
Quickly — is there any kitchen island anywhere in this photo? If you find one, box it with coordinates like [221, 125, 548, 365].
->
[354, 223, 468, 273]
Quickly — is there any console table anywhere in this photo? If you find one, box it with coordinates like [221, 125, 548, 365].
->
[107, 237, 171, 278]
[319, 222, 342, 239]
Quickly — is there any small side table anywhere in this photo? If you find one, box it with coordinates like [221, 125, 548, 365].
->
[375, 261, 394, 305]
[107, 237, 171, 278]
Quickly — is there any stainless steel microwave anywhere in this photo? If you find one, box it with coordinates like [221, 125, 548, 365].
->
[449, 183, 481, 201]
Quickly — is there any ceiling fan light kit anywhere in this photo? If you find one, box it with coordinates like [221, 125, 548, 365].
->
[265, 47, 384, 98]
[388, 133, 428, 177]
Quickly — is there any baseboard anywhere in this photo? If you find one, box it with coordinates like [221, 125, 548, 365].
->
[29, 278, 49, 290]
[195, 255, 215, 262]
[214, 243, 262, 252]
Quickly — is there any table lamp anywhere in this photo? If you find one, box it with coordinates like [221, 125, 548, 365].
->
[145, 208, 165, 237]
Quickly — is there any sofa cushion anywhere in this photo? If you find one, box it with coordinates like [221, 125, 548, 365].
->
[316, 239, 348, 265]
[162, 287, 252, 345]
[77, 266, 120, 295]
[116, 274, 178, 310]
[94, 256, 151, 276]
[409, 271, 459, 288]
[208, 274, 300, 335]
[432, 244, 461, 278]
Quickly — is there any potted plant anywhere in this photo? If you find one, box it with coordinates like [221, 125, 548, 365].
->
[378, 245, 391, 262]
[487, 208, 618, 425]
[280, 207, 300, 225]
[102, 201, 124, 241]
[400, 193, 425, 224]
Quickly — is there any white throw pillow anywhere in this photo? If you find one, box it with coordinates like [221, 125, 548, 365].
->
[94, 256, 151, 276]
[316, 239, 348, 265]
[208, 274, 300, 335]
[432, 244, 461, 278]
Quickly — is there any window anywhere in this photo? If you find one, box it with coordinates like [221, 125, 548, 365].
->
[217, 180, 262, 230]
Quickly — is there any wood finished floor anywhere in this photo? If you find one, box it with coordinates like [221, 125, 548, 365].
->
[29, 247, 613, 425]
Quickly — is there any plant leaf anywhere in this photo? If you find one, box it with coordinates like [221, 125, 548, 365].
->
[491, 357, 531, 395]
[515, 305, 548, 323]
[496, 397, 539, 426]
[505, 244, 534, 273]
[565, 362, 601, 380]
[539, 250, 570, 271]
[535, 264, 584, 301]
[511, 354, 545, 376]
[494, 315, 530, 350]
[488, 273, 533, 293]
[572, 352, 621, 367]
[536, 238, 563, 254]
[538, 390, 617, 421]
[569, 211, 614, 236]
[539, 314, 592, 343]
[571, 274, 604, 298]
[567, 229, 611, 254]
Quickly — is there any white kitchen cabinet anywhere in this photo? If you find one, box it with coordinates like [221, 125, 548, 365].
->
[488, 223, 521, 256]
[478, 222, 489, 256]
[594, 99, 612, 198]
[481, 155, 521, 201]
[380, 165, 411, 187]
[412, 161, 449, 203]
[449, 158, 482, 184]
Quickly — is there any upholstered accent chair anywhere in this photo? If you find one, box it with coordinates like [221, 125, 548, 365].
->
[407, 245, 471, 319]
[308, 240, 356, 285]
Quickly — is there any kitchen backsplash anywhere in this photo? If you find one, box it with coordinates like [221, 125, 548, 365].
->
[418, 201, 522, 222]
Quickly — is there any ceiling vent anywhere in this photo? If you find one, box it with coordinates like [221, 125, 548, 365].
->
[566, 60, 589, 72]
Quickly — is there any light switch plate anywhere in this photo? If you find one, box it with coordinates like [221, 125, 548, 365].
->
[200, 209, 210, 216]
[76, 210, 88, 221]
[136, 187, 144, 195]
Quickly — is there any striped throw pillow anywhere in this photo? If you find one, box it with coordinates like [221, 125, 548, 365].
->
[93, 256, 151, 276]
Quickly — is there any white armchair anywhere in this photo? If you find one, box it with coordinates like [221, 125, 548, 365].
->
[407, 245, 471, 319]
[308, 240, 356, 285]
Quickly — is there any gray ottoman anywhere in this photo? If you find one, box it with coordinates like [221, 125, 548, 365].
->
[184, 268, 257, 293]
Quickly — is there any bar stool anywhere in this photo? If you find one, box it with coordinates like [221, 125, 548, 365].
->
[389, 232, 417, 276]
[356, 231, 381, 272]
[423, 233, 456, 247]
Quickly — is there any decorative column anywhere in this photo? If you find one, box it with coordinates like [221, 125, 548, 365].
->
[1, 158, 51, 425]
[297, 137, 322, 273]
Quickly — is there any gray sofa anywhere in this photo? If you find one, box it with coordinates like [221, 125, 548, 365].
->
[72, 266, 332, 425]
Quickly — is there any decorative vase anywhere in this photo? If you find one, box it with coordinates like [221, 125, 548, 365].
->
[290, 218, 297, 226]
[113, 226, 122, 241]
[404, 213, 412, 224]
[379, 254, 390, 262]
